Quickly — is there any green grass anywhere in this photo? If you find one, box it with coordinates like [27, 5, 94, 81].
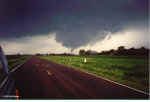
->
[40, 55, 149, 93]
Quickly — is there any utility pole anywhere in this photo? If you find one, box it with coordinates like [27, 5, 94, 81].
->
[0, 46, 9, 75]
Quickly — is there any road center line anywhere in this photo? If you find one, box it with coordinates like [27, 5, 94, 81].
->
[46, 70, 52, 76]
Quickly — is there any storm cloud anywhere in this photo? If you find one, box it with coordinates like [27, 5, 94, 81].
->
[0, 0, 149, 49]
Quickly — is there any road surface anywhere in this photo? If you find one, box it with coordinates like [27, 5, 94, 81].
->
[13, 57, 149, 99]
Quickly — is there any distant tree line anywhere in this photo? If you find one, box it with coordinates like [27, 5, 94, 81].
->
[79, 49, 98, 55]
[35, 53, 75, 56]
[79, 46, 149, 56]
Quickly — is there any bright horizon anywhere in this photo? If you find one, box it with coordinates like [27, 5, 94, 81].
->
[0, 0, 148, 55]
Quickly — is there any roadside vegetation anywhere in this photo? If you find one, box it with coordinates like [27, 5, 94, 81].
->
[0, 55, 31, 84]
[7, 55, 31, 70]
[40, 55, 149, 93]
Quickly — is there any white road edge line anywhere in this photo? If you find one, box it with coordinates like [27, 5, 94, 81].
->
[10, 63, 25, 73]
[0, 57, 31, 90]
[0, 76, 9, 89]
[40, 58, 150, 96]
[67, 65, 150, 96]
[10, 57, 31, 73]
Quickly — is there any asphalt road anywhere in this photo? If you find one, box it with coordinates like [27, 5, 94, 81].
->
[13, 57, 149, 99]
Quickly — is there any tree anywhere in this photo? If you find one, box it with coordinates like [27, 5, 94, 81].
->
[118, 46, 125, 51]
[79, 49, 85, 55]
[117, 46, 126, 55]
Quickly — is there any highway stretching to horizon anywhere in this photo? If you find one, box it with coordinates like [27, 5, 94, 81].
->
[12, 57, 149, 99]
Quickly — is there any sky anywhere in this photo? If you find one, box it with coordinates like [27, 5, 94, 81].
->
[0, 0, 149, 54]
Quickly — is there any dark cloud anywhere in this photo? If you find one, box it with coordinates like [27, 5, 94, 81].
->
[0, 0, 148, 48]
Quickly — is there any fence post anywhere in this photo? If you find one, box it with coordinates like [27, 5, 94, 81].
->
[0, 46, 9, 75]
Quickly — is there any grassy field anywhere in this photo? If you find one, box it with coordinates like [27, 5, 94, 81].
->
[0, 55, 31, 84]
[40, 55, 149, 93]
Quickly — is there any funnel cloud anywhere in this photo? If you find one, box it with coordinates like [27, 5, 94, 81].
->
[0, 0, 148, 54]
